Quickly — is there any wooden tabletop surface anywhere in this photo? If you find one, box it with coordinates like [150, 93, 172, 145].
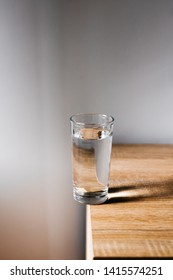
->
[86, 144, 173, 259]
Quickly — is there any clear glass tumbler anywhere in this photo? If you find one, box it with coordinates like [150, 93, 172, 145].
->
[70, 113, 114, 204]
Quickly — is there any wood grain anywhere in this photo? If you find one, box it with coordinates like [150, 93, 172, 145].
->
[86, 144, 173, 259]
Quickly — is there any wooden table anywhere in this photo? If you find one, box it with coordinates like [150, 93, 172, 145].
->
[86, 144, 173, 259]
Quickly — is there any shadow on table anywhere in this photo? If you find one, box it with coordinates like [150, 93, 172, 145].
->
[106, 178, 173, 204]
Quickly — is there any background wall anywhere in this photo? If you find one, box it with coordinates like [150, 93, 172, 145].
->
[0, 0, 173, 259]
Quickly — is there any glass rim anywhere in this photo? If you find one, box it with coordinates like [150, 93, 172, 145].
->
[70, 113, 114, 126]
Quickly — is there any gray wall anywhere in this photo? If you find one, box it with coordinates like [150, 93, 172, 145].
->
[0, 0, 173, 259]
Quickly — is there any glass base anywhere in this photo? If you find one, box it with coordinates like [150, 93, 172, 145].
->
[73, 189, 108, 205]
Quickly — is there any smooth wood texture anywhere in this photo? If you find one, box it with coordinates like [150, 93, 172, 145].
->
[86, 144, 173, 259]
[86, 206, 94, 260]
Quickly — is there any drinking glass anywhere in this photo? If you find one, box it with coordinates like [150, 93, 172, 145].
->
[70, 113, 114, 204]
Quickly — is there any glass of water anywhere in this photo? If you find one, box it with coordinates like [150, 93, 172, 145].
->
[70, 113, 114, 204]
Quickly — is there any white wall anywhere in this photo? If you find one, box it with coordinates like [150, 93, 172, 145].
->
[0, 0, 173, 259]
[61, 0, 173, 144]
[0, 0, 84, 260]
